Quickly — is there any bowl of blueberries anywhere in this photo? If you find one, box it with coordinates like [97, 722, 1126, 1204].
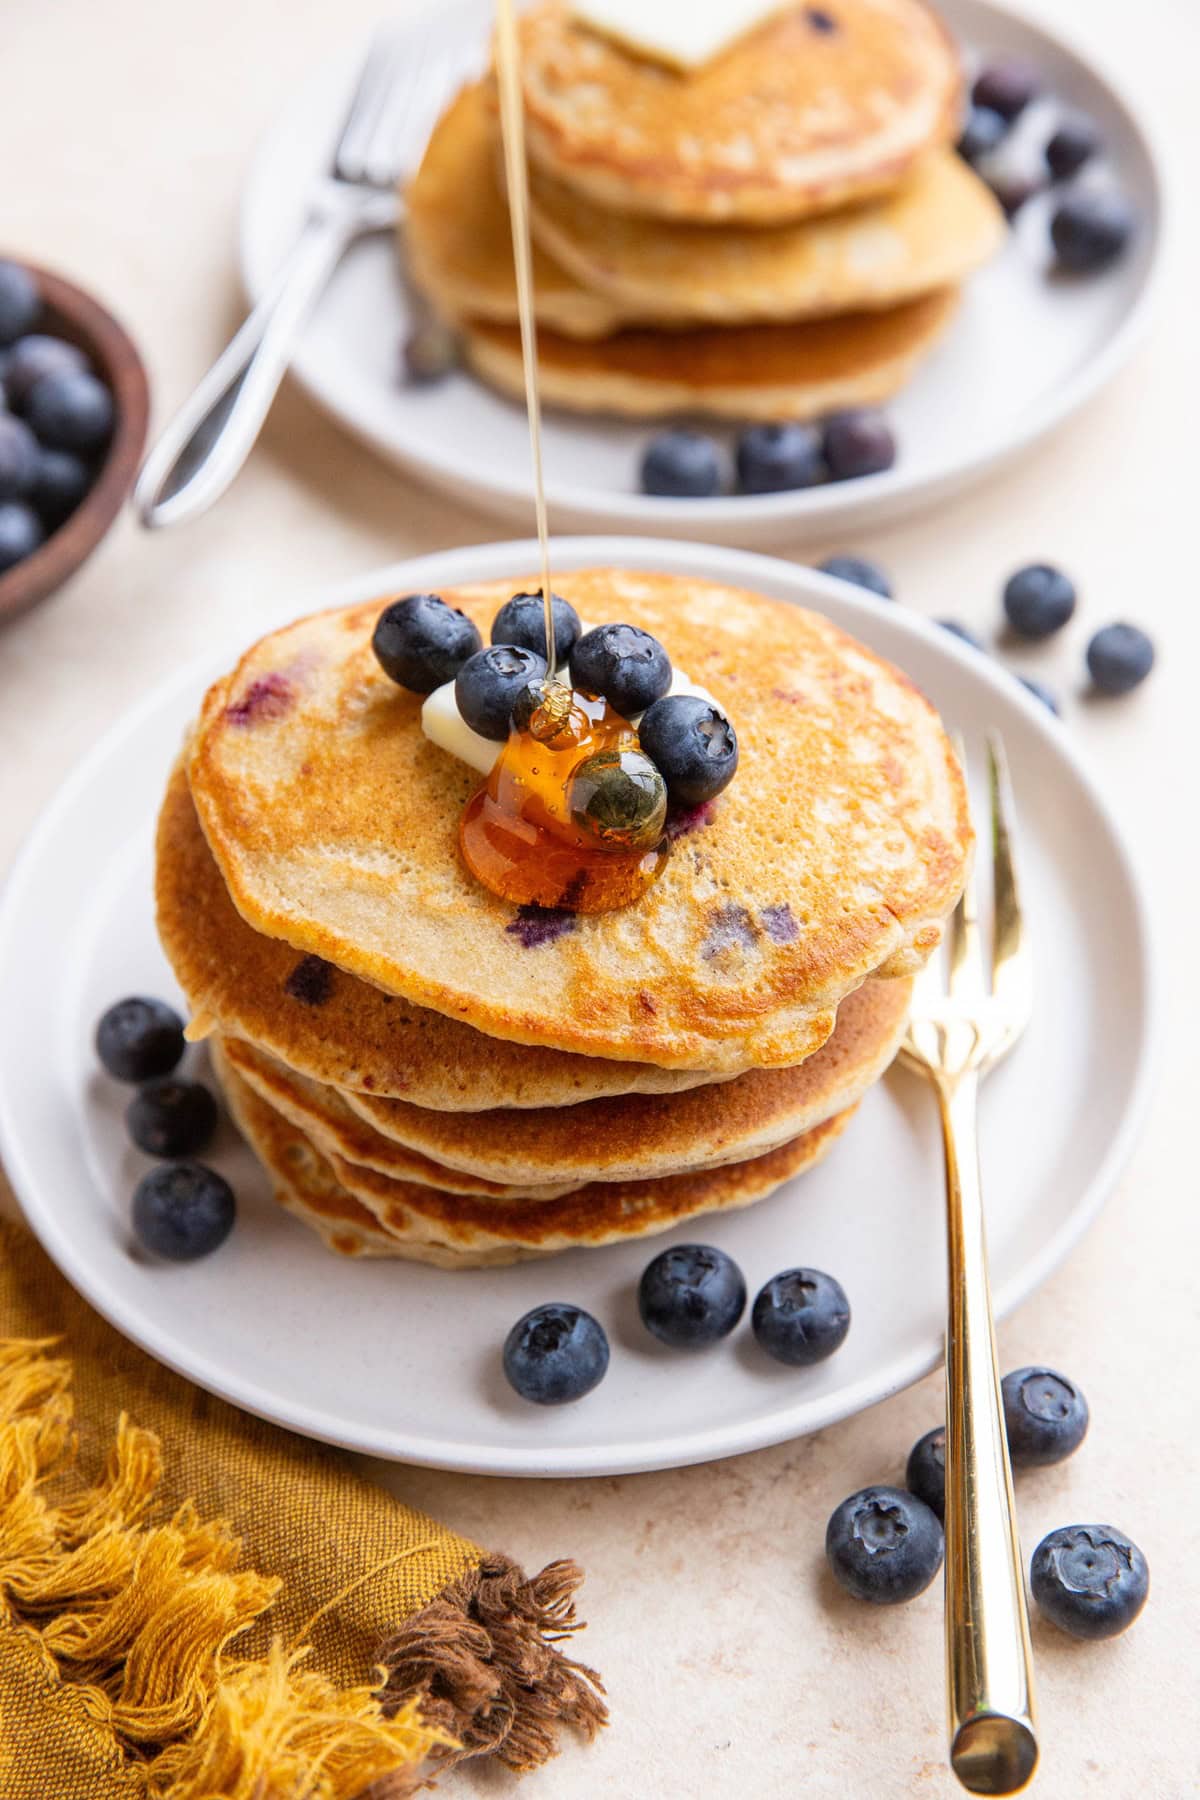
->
[0, 257, 150, 623]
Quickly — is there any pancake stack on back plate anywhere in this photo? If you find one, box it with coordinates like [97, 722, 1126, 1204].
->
[403, 1, 1004, 420]
[163, 569, 971, 1266]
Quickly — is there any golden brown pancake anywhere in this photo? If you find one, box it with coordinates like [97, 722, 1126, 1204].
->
[215, 1047, 855, 1267]
[463, 289, 957, 419]
[514, 0, 962, 223]
[187, 571, 969, 1072]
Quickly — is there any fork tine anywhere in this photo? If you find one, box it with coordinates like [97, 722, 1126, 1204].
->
[987, 734, 1032, 1027]
[947, 735, 988, 1000]
[333, 31, 407, 183]
[362, 35, 436, 185]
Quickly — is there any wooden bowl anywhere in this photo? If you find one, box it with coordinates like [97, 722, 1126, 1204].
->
[0, 263, 150, 624]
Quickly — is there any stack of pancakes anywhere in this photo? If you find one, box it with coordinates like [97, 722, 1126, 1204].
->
[404, 0, 1005, 419]
[160, 570, 970, 1267]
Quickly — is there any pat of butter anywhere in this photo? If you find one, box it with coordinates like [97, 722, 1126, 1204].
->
[421, 634, 718, 775]
[571, 0, 784, 70]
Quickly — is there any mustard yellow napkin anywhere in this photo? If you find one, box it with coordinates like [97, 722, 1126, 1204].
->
[0, 1208, 605, 1798]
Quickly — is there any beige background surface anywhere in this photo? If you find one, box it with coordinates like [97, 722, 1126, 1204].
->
[1, 1, 1195, 1795]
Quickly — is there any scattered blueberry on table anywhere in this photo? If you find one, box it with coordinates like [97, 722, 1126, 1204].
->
[570, 622, 672, 715]
[131, 1162, 236, 1263]
[1045, 114, 1103, 182]
[735, 422, 824, 494]
[816, 554, 893, 599]
[373, 592, 483, 693]
[638, 1243, 746, 1349]
[503, 1303, 610, 1404]
[751, 1268, 851, 1367]
[96, 996, 186, 1083]
[1003, 562, 1077, 639]
[1019, 675, 1061, 717]
[1030, 1524, 1149, 1639]
[1002, 1366, 1089, 1467]
[640, 428, 723, 499]
[1086, 622, 1154, 695]
[938, 619, 986, 652]
[126, 1077, 219, 1160]
[638, 695, 738, 809]
[905, 1426, 947, 1522]
[1051, 191, 1136, 273]
[822, 409, 896, 481]
[826, 1486, 944, 1604]
[492, 589, 582, 663]
[972, 59, 1041, 123]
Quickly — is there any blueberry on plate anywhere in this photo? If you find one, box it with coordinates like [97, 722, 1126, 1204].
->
[0, 500, 44, 571]
[29, 447, 90, 528]
[0, 412, 38, 500]
[0, 262, 39, 346]
[1051, 191, 1136, 273]
[26, 368, 115, 454]
[1030, 1524, 1148, 1639]
[1086, 622, 1154, 695]
[905, 1426, 947, 1522]
[957, 104, 1010, 167]
[491, 589, 582, 665]
[638, 694, 738, 809]
[938, 619, 986, 651]
[1002, 562, 1076, 638]
[372, 592, 482, 693]
[570, 622, 671, 716]
[638, 1243, 746, 1348]
[640, 428, 723, 499]
[502, 1303, 609, 1405]
[1002, 1365, 1089, 1467]
[971, 59, 1041, 122]
[1019, 675, 1061, 716]
[822, 408, 896, 481]
[2, 333, 88, 410]
[96, 996, 186, 1083]
[1045, 114, 1102, 182]
[826, 1485, 944, 1604]
[126, 1077, 218, 1159]
[735, 422, 824, 494]
[402, 318, 459, 384]
[751, 1267, 850, 1366]
[816, 554, 893, 599]
[456, 642, 548, 740]
[132, 1162, 236, 1262]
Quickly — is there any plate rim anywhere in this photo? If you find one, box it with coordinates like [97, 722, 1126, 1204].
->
[0, 535, 1160, 1476]
[237, 0, 1168, 539]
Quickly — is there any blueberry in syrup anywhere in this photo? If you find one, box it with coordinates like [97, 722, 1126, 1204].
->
[1045, 114, 1102, 182]
[126, 1077, 218, 1159]
[26, 368, 114, 454]
[735, 422, 824, 494]
[905, 1426, 947, 1522]
[817, 554, 893, 599]
[491, 589, 582, 664]
[640, 428, 723, 498]
[132, 1162, 236, 1262]
[822, 408, 896, 481]
[456, 642, 548, 740]
[638, 1243, 747, 1348]
[1030, 1524, 1148, 1639]
[1051, 191, 1136, 273]
[568, 748, 667, 850]
[372, 592, 482, 693]
[639, 693, 738, 809]
[96, 997, 186, 1083]
[751, 1267, 851, 1366]
[503, 1303, 610, 1404]
[971, 59, 1041, 123]
[0, 261, 39, 346]
[1086, 623, 1154, 695]
[1002, 563, 1076, 639]
[826, 1485, 944, 1604]
[569, 622, 672, 716]
[1001, 1365, 1089, 1467]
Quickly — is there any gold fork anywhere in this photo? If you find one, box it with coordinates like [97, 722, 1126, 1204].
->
[901, 735, 1038, 1796]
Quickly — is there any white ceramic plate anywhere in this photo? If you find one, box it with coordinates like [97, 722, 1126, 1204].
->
[0, 539, 1155, 1477]
[240, 0, 1163, 545]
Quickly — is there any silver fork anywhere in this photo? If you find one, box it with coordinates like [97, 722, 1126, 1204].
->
[134, 24, 473, 529]
[901, 735, 1038, 1796]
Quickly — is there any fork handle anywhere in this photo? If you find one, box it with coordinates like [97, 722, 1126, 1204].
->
[938, 1071, 1038, 1796]
[134, 196, 391, 530]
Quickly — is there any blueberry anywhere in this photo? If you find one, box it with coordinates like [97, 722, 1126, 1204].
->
[1031, 1524, 1148, 1640]
[29, 448, 90, 528]
[2, 333, 88, 410]
[825, 1485, 944, 1604]
[1018, 675, 1060, 716]
[0, 501, 44, 572]
[986, 165, 1043, 220]
[1051, 191, 1136, 273]
[456, 642, 548, 740]
[0, 261, 39, 346]
[372, 592, 482, 693]
[906, 1426, 947, 1522]
[26, 369, 115, 453]
[1002, 563, 1076, 638]
[402, 317, 459, 384]
[640, 429, 723, 498]
[751, 1267, 850, 1367]
[816, 554, 893, 599]
[938, 619, 986, 651]
[735, 422, 824, 494]
[0, 413, 38, 501]
[637, 1243, 746, 1348]
[972, 59, 1041, 122]
[822, 409, 896, 481]
[958, 105, 1010, 167]
[1086, 622, 1154, 695]
[95, 996, 186, 1083]
[1002, 1366, 1089, 1467]
[570, 622, 671, 716]
[502, 1303, 609, 1404]
[491, 589, 581, 665]
[126, 1078, 218, 1158]
[1046, 114, 1102, 182]
[132, 1162, 236, 1262]
[638, 694, 738, 809]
